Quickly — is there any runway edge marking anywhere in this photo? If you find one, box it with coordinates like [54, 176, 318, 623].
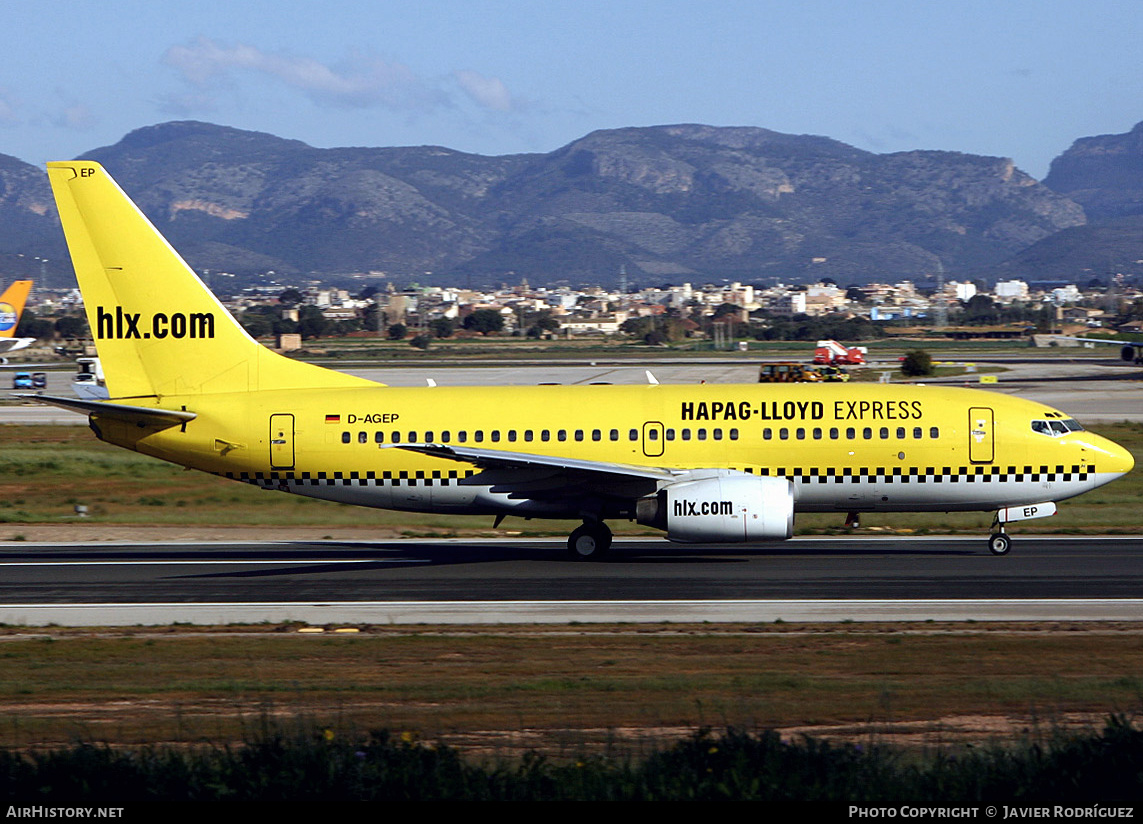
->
[0, 599, 1141, 626]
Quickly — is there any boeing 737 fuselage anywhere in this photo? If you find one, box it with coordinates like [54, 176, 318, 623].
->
[31, 162, 1135, 558]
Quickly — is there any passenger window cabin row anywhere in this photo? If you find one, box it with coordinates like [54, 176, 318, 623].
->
[340, 426, 941, 444]
[343, 428, 743, 444]
[763, 426, 940, 441]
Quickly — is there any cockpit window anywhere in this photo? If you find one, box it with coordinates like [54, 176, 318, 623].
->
[1032, 418, 1085, 437]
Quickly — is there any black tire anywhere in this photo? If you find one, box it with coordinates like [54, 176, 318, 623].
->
[568, 522, 612, 560]
[988, 533, 1012, 556]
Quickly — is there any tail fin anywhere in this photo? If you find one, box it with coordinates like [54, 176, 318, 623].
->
[46, 162, 374, 400]
[0, 280, 32, 338]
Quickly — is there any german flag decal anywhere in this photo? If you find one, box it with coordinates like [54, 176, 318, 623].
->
[325, 414, 340, 423]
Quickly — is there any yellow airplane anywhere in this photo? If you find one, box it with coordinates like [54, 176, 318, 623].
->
[0, 279, 36, 357]
[30, 161, 1135, 558]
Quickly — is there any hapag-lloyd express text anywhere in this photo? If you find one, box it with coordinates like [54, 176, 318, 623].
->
[680, 399, 924, 422]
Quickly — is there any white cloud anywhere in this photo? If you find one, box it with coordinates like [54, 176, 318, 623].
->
[454, 70, 513, 112]
[163, 38, 448, 112]
[53, 103, 97, 131]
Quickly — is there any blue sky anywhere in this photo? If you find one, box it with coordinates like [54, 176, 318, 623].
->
[2, 1, 1140, 180]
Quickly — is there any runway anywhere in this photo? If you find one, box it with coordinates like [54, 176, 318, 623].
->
[1, 535, 1141, 625]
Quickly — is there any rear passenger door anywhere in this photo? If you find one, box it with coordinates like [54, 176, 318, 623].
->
[270, 413, 295, 470]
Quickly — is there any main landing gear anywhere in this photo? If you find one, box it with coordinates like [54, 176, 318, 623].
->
[568, 520, 612, 560]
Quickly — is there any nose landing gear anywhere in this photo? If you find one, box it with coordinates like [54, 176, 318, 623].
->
[986, 502, 1057, 556]
[987, 529, 1012, 556]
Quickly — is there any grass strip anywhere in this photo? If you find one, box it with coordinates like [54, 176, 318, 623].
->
[1, 423, 1141, 535]
[0, 626, 1140, 752]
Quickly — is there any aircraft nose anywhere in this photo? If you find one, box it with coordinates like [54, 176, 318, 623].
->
[1090, 433, 1135, 477]
[1110, 440, 1135, 476]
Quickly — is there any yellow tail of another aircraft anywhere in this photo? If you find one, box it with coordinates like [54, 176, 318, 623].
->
[46, 162, 373, 401]
[0, 280, 32, 338]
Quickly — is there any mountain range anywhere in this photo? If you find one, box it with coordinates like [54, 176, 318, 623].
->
[1, 120, 1141, 289]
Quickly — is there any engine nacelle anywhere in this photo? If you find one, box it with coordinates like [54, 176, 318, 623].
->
[637, 473, 795, 543]
[1122, 345, 1138, 363]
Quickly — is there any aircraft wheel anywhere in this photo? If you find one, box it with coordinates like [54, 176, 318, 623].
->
[568, 522, 612, 560]
[987, 533, 1012, 556]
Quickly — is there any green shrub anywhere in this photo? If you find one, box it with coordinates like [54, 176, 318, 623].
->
[901, 349, 933, 377]
[1, 718, 1142, 801]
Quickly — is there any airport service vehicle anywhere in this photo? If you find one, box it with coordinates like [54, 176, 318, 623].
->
[28, 161, 1134, 559]
[758, 363, 823, 383]
[72, 357, 108, 400]
[813, 339, 867, 365]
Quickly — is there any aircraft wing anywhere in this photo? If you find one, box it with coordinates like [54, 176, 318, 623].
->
[1064, 336, 1137, 346]
[1057, 336, 1143, 363]
[392, 443, 680, 479]
[389, 443, 680, 500]
[0, 338, 35, 354]
[18, 393, 196, 429]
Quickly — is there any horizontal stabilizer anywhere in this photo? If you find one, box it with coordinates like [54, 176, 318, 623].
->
[18, 394, 196, 429]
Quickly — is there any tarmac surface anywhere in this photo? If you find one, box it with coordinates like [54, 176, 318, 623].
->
[5, 355, 1143, 423]
[0, 535, 1140, 625]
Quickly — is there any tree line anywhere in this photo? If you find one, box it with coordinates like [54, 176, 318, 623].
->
[9, 292, 1091, 346]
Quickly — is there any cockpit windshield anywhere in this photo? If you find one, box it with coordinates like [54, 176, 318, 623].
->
[1031, 418, 1084, 437]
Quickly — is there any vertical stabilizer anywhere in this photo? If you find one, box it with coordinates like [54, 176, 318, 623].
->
[0, 280, 32, 338]
[46, 162, 373, 400]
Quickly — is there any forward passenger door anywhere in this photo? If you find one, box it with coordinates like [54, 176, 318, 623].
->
[968, 407, 994, 463]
